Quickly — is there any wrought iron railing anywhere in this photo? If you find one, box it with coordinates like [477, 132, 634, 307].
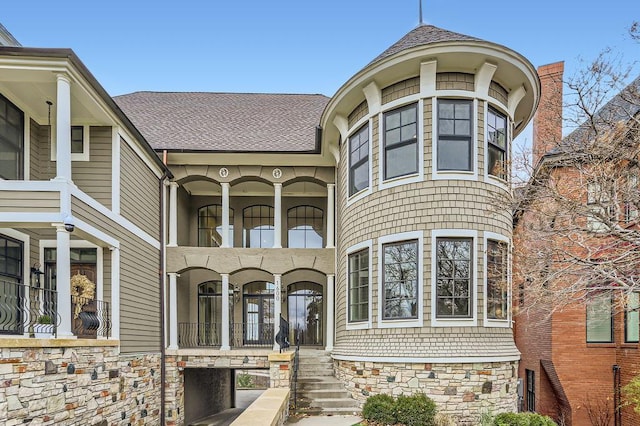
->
[276, 314, 290, 353]
[291, 329, 301, 410]
[0, 280, 58, 336]
[0, 280, 110, 339]
[71, 296, 111, 339]
[232, 322, 274, 347]
[178, 322, 222, 347]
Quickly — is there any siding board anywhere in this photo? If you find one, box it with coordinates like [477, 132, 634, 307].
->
[73, 127, 112, 208]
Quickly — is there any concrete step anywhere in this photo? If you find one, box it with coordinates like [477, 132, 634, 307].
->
[297, 377, 345, 390]
[299, 389, 352, 399]
[294, 406, 361, 417]
[297, 369, 334, 377]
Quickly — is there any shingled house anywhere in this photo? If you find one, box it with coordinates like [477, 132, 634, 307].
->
[0, 23, 540, 425]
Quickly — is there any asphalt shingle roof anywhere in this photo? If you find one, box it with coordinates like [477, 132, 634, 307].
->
[368, 24, 480, 66]
[114, 92, 329, 152]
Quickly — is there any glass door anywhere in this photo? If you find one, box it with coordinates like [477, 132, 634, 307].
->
[287, 282, 323, 346]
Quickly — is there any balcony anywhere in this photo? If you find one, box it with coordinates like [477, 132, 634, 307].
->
[0, 279, 111, 339]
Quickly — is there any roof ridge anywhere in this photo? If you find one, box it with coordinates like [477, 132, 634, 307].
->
[115, 91, 329, 97]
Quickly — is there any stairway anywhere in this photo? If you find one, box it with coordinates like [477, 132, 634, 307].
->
[293, 348, 361, 416]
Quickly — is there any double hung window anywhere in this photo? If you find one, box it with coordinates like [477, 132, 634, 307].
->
[383, 103, 418, 180]
[349, 124, 369, 196]
[437, 100, 472, 172]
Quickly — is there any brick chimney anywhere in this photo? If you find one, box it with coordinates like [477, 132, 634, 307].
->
[532, 61, 564, 165]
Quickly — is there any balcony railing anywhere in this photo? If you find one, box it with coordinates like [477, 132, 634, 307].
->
[0, 279, 110, 339]
[178, 322, 275, 348]
[71, 295, 111, 339]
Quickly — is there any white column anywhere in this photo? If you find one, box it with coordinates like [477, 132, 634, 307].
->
[168, 273, 178, 350]
[168, 182, 178, 247]
[55, 74, 72, 183]
[326, 183, 335, 248]
[325, 274, 335, 352]
[110, 247, 120, 340]
[221, 183, 231, 248]
[273, 183, 282, 248]
[221, 274, 231, 350]
[273, 274, 282, 351]
[56, 225, 73, 337]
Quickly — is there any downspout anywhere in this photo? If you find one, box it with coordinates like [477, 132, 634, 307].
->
[159, 149, 169, 425]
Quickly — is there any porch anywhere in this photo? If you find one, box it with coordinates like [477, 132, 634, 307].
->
[0, 279, 111, 339]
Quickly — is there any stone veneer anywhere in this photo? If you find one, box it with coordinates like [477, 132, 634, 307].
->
[334, 359, 518, 426]
[0, 340, 160, 426]
[164, 351, 294, 426]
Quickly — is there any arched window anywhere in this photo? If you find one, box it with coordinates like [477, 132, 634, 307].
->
[287, 206, 324, 248]
[243, 205, 274, 248]
[198, 205, 234, 247]
[194, 281, 233, 347]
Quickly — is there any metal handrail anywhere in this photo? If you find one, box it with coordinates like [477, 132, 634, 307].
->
[291, 330, 301, 409]
[0, 280, 58, 336]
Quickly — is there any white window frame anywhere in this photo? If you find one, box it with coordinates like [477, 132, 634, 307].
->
[432, 97, 478, 181]
[346, 239, 373, 330]
[40, 240, 104, 303]
[484, 232, 511, 328]
[431, 229, 478, 327]
[346, 118, 373, 205]
[51, 124, 90, 162]
[484, 103, 510, 188]
[378, 230, 424, 329]
[378, 97, 424, 191]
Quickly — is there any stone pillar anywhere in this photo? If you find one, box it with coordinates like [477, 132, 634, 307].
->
[273, 183, 282, 248]
[55, 74, 72, 183]
[168, 273, 178, 350]
[56, 225, 73, 337]
[273, 274, 282, 351]
[326, 183, 335, 248]
[325, 274, 335, 352]
[168, 182, 178, 247]
[221, 273, 231, 350]
[221, 182, 231, 248]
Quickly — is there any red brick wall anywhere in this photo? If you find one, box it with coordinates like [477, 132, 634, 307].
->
[533, 61, 564, 165]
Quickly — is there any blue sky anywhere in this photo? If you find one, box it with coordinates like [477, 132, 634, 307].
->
[2, 1, 638, 144]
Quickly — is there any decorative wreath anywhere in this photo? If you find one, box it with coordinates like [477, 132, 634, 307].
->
[71, 273, 96, 319]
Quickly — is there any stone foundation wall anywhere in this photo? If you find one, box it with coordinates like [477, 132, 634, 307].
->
[164, 351, 293, 426]
[0, 341, 161, 426]
[334, 359, 518, 425]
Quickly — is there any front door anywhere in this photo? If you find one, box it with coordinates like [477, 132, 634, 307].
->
[242, 281, 274, 346]
[287, 282, 323, 346]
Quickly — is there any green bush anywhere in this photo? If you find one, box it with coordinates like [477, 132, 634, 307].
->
[395, 393, 437, 426]
[362, 394, 396, 425]
[493, 412, 557, 426]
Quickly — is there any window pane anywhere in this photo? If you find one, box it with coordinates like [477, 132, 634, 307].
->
[0, 95, 24, 180]
[352, 161, 369, 194]
[400, 124, 416, 142]
[586, 295, 613, 342]
[383, 240, 418, 320]
[348, 249, 369, 322]
[385, 143, 417, 179]
[349, 124, 369, 196]
[436, 238, 472, 318]
[401, 107, 416, 124]
[439, 102, 454, 118]
[455, 119, 470, 136]
[487, 240, 508, 320]
[386, 128, 401, 145]
[439, 119, 454, 135]
[438, 139, 471, 171]
[71, 126, 84, 154]
[385, 112, 400, 129]
[455, 102, 470, 119]
[626, 293, 639, 343]
[488, 145, 505, 178]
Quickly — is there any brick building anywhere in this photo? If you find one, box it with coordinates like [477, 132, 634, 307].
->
[514, 63, 640, 425]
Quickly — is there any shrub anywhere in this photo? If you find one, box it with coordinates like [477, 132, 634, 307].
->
[493, 412, 557, 426]
[362, 394, 396, 425]
[395, 393, 437, 426]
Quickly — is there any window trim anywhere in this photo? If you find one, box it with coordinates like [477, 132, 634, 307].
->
[346, 240, 373, 330]
[431, 229, 478, 327]
[525, 369, 535, 412]
[586, 292, 614, 343]
[484, 232, 511, 328]
[378, 101, 424, 190]
[485, 104, 510, 185]
[347, 121, 372, 203]
[432, 97, 478, 181]
[378, 231, 423, 329]
[51, 124, 90, 162]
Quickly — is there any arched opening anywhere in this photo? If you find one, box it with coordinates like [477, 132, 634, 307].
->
[287, 205, 324, 248]
[242, 281, 274, 346]
[287, 282, 323, 346]
[185, 280, 233, 347]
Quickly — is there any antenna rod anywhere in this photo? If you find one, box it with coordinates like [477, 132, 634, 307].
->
[419, 0, 423, 25]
